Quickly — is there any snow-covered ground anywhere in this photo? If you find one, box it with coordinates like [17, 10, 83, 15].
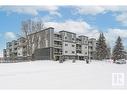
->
[0, 60, 127, 89]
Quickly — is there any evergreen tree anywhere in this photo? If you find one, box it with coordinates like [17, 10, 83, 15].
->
[96, 33, 108, 60]
[112, 36, 125, 61]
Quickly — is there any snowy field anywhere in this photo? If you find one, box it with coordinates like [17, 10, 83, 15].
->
[0, 60, 127, 89]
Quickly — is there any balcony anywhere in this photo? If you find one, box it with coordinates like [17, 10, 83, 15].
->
[76, 47, 81, 50]
[18, 42, 27, 47]
[54, 37, 62, 41]
[54, 44, 62, 48]
[54, 52, 62, 55]
[88, 41, 93, 45]
[13, 49, 18, 53]
[7, 45, 12, 48]
[76, 41, 81, 45]
[76, 44, 81, 50]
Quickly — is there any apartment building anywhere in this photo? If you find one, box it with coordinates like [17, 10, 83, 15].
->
[3, 37, 27, 60]
[53, 32, 62, 60]
[31, 27, 54, 60]
[60, 31, 76, 60]
[4, 40, 18, 60]
[3, 27, 97, 61]
[77, 36, 89, 60]
[17, 37, 27, 59]
[88, 38, 97, 59]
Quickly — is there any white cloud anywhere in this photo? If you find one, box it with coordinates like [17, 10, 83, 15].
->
[4, 32, 16, 41]
[32, 15, 54, 22]
[75, 6, 106, 15]
[74, 6, 127, 26]
[109, 29, 127, 38]
[105, 28, 127, 47]
[45, 20, 100, 38]
[0, 6, 60, 16]
[75, 6, 127, 15]
[116, 13, 127, 25]
[49, 11, 61, 17]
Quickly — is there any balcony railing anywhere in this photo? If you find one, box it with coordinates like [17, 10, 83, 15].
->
[54, 44, 62, 48]
[76, 47, 81, 50]
[54, 52, 62, 55]
[54, 37, 62, 41]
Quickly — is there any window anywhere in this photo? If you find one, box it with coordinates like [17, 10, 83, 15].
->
[65, 51, 68, 53]
[72, 51, 75, 54]
[65, 37, 67, 39]
[72, 38, 74, 40]
[77, 50, 81, 53]
[14, 48, 17, 50]
[89, 42, 92, 44]
[72, 45, 75, 47]
[85, 47, 87, 49]
[14, 43, 17, 45]
[85, 52, 87, 54]
[65, 44, 68, 46]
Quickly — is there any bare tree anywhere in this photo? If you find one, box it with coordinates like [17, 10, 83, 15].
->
[21, 19, 44, 60]
[33, 19, 44, 51]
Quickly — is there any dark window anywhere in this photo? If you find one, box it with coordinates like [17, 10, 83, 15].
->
[72, 45, 75, 47]
[72, 51, 75, 54]
[23, 46, 26, 49]
[65, 44, 68, 46]
[65, 51, 68, 53]
[14, 48, 17, 50]
[65, 37, 67, 39]
[14, 43, 17, 45]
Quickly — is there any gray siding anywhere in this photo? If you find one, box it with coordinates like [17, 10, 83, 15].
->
[33, 47, 54, 60]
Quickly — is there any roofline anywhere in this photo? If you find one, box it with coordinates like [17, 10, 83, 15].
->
[28, 27, 54, 36]
[89, 38, 96, 40]
[59, 30, 76, 35]
[17, 37, 26, 40]
[78, 35, 88, 38]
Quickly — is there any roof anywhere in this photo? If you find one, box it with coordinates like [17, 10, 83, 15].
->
[59, 30, 76, 35]
[28, 27, 54, 36]
[78, 35, 88, 38]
